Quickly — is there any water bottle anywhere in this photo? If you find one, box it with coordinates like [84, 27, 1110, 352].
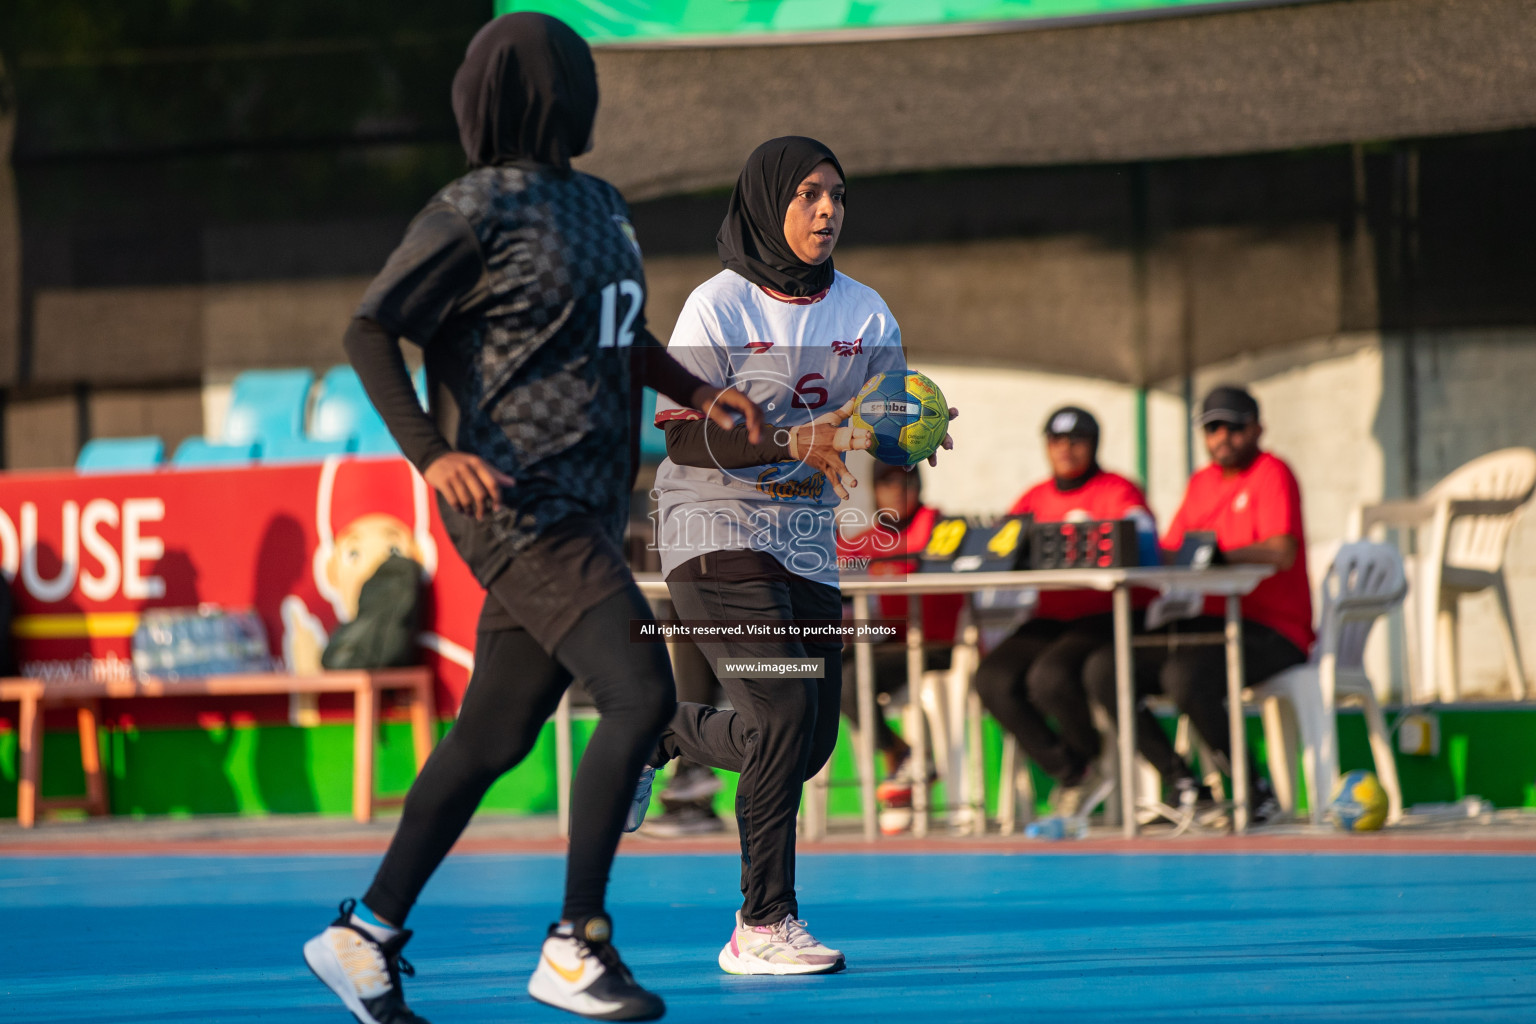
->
[1025, 817, 1065, 840]
[1130, 510, 1160, 566]
[1025, 816, 1088, 841]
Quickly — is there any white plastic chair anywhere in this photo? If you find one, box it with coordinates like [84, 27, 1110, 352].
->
[997, 707, 1190, 834]
[1245, 540, 1407, 825]
[819, 595, 992, 840]
[1352, 447, 1536, 703]
[803, 653, 962, 840]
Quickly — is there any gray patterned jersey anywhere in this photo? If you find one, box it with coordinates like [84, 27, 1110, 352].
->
[358, 164, 650, 579]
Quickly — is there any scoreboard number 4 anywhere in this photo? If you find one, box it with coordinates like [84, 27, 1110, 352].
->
[986, 518, 1023, 558]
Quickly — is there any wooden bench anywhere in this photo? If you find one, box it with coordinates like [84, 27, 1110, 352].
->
[0, 668, 436, 827]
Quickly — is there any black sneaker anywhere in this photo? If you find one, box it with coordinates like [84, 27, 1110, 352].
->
[303, 898, 430, 1024]
[1172, 777, 1230, 828]
[659, 763, 722, 804]
[641, 802, 726, 838]
[1250, 776, 1281, 825]
[527, 915, 665, 1021]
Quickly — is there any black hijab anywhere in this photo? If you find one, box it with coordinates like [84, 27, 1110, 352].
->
[451, 13, 598, 173]
[717, 136, 846, 297]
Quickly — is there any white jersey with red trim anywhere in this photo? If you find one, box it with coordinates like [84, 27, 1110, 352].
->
[653, 269, 906, 587]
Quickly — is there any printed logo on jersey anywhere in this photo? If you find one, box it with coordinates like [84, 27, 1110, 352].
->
[612, 216, 641, 257]
[831, 337, 863, 357]
[1234, 490, 1250, 512]
[745, 340, 775, 355]
[755, 466, 827, 502]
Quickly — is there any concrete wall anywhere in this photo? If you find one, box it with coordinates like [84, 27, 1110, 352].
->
[5, 393, 77, 470]
[1190, 329, 1536, 701]
[30, 278, 369, 388]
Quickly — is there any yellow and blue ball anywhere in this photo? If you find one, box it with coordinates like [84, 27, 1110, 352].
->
[851, 371, 949, 466]
[1328, 769, 1389, 831]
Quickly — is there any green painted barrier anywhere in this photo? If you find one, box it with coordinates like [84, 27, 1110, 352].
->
[3, 706, 1533, 820]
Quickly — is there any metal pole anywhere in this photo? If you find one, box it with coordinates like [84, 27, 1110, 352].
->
[907, 597, 928, 837]
[555, 689, 573, 839]
[1226, 594, 1250, 833]
[1114, 583, 1137, 838]
[854, 593, 879, 842]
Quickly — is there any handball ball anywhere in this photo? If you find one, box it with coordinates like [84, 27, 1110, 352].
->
[1328, 769, 1389, 831]
[851, 371, 949, 466]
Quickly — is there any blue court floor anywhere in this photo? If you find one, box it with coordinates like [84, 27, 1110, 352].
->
[3, 851, 1535, 1023]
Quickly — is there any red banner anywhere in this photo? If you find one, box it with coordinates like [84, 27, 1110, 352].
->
[0, 457, 482, 728]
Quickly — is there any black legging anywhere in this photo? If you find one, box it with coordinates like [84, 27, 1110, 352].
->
[363, 585, 675, 925]
[1082, 615, 1305, 784]
[668, 636, 723, 779]
[972, 616, 1110, 783]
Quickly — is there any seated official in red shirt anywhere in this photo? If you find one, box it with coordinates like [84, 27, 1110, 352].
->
[971, 406, 1155, 817]
[837, 463, 964, 806]
[1083, 385, 1312, 822]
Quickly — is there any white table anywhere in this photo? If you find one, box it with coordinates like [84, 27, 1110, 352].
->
[633, 565, 1273, 841]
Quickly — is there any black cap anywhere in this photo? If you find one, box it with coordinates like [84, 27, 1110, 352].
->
[1198, 385, 1259, 427]
[1043, 406, 1100, 441]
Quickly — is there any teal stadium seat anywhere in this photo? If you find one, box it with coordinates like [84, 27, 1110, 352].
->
[76, 436, 164, 473]
[262, 437, 355, 463]
[223, 369, 315, 447]
[413, 364, 429, 407]
[639, 388, 668, 462]
[172, 438, 260, 467]
[311, 365, 423, 456]
[311, 366, 396, 455]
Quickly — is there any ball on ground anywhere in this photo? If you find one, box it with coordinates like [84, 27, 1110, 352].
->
[1328, 769, 1389, 831]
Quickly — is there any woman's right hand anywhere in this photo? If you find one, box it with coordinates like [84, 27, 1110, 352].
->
[424, 452, 515, 520]
[784, 397, 872, 500]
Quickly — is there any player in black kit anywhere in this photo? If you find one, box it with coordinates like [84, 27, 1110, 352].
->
[301, 14, 762, 1024]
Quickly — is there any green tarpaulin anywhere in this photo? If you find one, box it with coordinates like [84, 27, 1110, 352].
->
[494, 0, 1308, 45]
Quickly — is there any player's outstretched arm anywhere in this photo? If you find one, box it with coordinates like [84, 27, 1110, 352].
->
[692, 384, 765, 444]
[633, 328, 766, 441]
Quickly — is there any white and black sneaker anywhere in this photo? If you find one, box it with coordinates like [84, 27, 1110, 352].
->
[303, 899, 430, 1024]
[527, 915, 665, 1021]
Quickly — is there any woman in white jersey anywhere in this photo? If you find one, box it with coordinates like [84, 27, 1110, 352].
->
[640, 136, 952, 975]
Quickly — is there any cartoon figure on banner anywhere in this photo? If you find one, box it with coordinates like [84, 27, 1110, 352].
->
[280, 458, 471, 723]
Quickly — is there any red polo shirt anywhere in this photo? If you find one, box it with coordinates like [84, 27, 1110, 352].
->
[1008, 470, 1153, 620]
[1162, 451, 1314, 654]
[838, 504, 964, 644]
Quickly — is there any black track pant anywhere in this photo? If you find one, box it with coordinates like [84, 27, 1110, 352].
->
[657, 552, 842, 927]
[972, 616, 1111, 783]
[1082, 615, 1305, 784]
[363, 585, 675, 925]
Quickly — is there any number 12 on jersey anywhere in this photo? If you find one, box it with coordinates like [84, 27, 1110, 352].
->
[599, 280, 643, 348]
